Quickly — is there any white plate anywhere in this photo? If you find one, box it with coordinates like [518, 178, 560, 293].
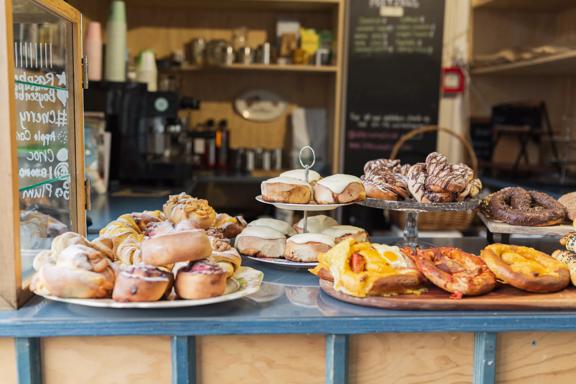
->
[246, 255, 317, 269]
[255, 195, 353, 211]
[37, 267, 263, 309]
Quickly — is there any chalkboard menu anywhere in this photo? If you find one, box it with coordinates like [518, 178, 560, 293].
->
[343, 0, 445, 174]
[13, 0, 77, 277]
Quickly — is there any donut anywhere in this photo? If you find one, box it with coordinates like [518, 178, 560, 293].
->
[487, 187, 566, 226]
[403, 247, 496, 297]
[112, 265, 173, 302]
[175, 260, 227, 299]
[480, 244, 570, 293]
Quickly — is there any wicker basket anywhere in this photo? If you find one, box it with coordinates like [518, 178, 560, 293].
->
[389, 126, 478, 231]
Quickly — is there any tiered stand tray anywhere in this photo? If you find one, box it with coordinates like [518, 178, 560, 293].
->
[478, 212, 574, 243]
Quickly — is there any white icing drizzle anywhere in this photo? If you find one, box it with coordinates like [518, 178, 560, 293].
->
[321, 225, 365, 238]
[237, 225, 286, 240]
[317, 174, 362, 193]
[288, 233, 335, 246]
[248, 218, 295, 235]
[295, 215, 337, 233]
[280, 169, 321, 183]
[262, 176, 311, 187]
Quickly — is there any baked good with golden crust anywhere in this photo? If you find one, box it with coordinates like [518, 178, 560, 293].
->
[551, 249, 576, 286]
[313, 174, 366, 204]
[175, 260, 227, 299]
[141, 230, 212, 266]
[558, 192, 576, 221]
[207, 235, 242, 278]
[214, 213, 247, 238]
[234, 226, 286, 258]
[163, 193, 217, 229]
[403, 247, 496, 297]
[112, 265, 173, 302]
[261, 176, 313, 204]
[321, 225, 368, 244]
[481, 244, 570, 293]
[284, 233, 335, 262]
[310, 239, 422, 297]
[294, 215, 337, 234]
[248, 218, 296, 236]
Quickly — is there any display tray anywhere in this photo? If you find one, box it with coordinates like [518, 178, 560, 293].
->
[246, 255, 317, 269]
[37, 267, 263, 309]
[319, 279, 576, 311]
[478, 212, 574, 237]
[255, 195, 353, 211]
[358, 197, 481, 212]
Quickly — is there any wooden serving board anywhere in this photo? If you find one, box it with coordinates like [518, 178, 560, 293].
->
[319, 279, 576, 311]
[478, 212, 574, 237]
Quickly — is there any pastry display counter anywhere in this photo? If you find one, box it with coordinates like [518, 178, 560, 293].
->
[3, 237, 576, 384]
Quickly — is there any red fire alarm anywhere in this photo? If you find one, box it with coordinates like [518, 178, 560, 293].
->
[442, 67, 465, 95]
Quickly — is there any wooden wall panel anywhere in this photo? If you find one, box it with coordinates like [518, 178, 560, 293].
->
[42, 336, 171, 384]
[349, 333, 474, 384]
[0, 338, 17, 384]
[496, 332, 576, 384]
[197, 335, 325, 384]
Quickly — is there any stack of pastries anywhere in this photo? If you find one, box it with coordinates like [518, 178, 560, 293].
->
[235, 215, 369, 263]
[362, 152, 482, 203]
[261, 169, 366, 205]
[311, 240, 572, 299]
[31, 193, 251, 302]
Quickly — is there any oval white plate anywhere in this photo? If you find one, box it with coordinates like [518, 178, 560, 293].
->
[37, 267, 263, 309]
[246, 255, 317, 269]
[256, 195, 353, 211]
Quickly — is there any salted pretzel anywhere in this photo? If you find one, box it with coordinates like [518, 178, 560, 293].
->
[480, 244, 570, 293]
[402, 247, 496, 298]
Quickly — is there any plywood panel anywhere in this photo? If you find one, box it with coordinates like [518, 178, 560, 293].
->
[349, 333, 474, 384]
[0, 338, 17, 384]
[43, 336, 171, 384]
[197, 335, 325, 384]
[497, 332, 576, 384]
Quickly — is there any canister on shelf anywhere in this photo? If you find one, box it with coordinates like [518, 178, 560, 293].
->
[237, 46, 253, 64]
[255, 42, 271, 64]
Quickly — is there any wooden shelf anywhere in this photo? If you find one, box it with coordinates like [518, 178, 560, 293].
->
[471, 50, 576, 76]
[167, 63, 338, 74]
[125, 0, 340, 10]
[473, 0, 576, 12]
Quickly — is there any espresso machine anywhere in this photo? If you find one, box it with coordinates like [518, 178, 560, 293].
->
[84, 81, 199, 187]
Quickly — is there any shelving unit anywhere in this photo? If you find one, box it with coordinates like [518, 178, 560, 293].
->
[169, 63, 338, 74]
[472, 50, 576, 76]
[472, 0, 576, 12]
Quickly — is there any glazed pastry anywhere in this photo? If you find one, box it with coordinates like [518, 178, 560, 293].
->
[235, 226, 286, 258]
[112, 265, 173, 302]
[175, 260, 227, 300]
[280, 169, 322, 183]
[248, 218, 296, 236]
[284, 233, 335, 262]
[294, 215, 338, 233]
[313, 174, 366, 204]
[486, 187, 567, 226]
[552, 250, 576, 286]
[208, 236, 242, 278]
[163, 193, 217, 229]
[141, 230, 212, 266]
[31, 242, 115, 299]
[261, 176, 313, 204]
[214, 213, 247, 238]
[406, 163, 427, 203]
[558, 192, 576, 221]
[321, 225, 369, 244]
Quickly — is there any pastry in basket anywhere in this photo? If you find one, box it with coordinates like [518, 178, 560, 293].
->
[284, 233, 335, 262]
[141, 230, 212, 266]
[235, 226, 286, 258]
[31, 233, 116, 299]
[310, 239, 422, 297]
[248, 218, 296, 236]
[175, 260, 227, 300]
[163, 193, 217, 229]
[484, 187, 567, 226]
[480, 244, 570, 293]
[362, 159, 410, 200]
[112, 265, 173, 302]
[294, 215, 338, 233]
[321, 225, 369, 244]
[313, 174, 366, 204]
[403, 247, 496, 298]
[261, 176, 313, 204]
[551, 250, 576, 286]
[280, 169, 322, 183]
[214, 213, 247, 238]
